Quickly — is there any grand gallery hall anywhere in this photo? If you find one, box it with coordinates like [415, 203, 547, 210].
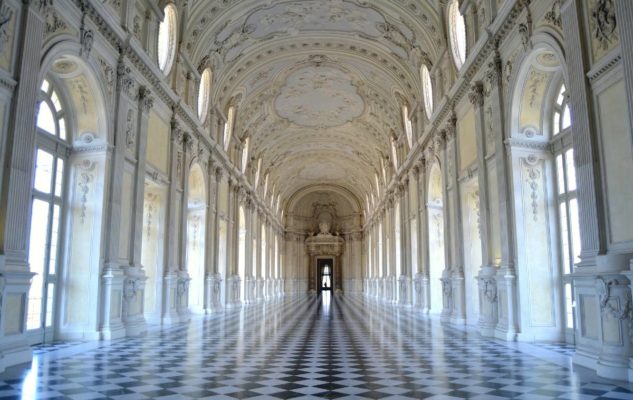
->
[0, 0, 632, 399]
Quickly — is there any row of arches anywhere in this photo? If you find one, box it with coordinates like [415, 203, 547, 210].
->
[364, 36, 580, 344]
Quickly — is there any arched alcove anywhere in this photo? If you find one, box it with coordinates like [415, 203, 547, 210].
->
[31, 51, 110, 342]
[186, 163, 206, 313]
[427, 160, 445, 314]
[509, 42, 572, 341]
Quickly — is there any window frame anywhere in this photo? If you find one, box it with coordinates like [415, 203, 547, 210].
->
[27, 78, 72, 337]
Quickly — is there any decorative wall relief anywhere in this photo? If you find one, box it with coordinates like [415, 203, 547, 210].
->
[481, 277, 497, 303]
[544, 0, 562, 28]
[76, 160, 95, 224]
[589, 0, 618, 60]
[45, 7, 68, 37]
[596, 277, 633, 321]
[79, 5, 93, 59]
[125, 109, 135, 151]
[591, 0, 617, 50]
[522, 155, 541, 222]
[0, 1, 13, 54]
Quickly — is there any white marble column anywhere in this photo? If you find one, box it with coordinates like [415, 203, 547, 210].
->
[469, 82, 498, 337]
[123, 87, 154, 336]
[486, 49, 518, 341]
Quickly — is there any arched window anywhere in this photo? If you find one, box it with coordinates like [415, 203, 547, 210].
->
[391, 139, 398, 170]
[223, 105, 235, 151]
[402, 104, 413, 148]
[550, 81, 578, 330]
[37, 79, 67, 140]
[421, 64, 434, 119]
[254, 157, 262, 188]
[28, 79, 71, 331]
[198, 68, 212, 123]
[241, 137, 249, 174]
[553, 84, 571, 136]
[448, 0, 467, 70]
[157, 4, 177, 75]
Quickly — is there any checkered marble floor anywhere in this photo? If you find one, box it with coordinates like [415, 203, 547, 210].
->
[1, 294, 632, 399]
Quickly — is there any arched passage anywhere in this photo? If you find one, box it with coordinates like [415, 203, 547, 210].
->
[186, 164, 207, 313]
[238, 205, 246, 302]
[427, 161, 445, 314]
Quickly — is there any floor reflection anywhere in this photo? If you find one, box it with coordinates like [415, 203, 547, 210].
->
[321, 290, 331, 315]
[0, 294, 631, 399]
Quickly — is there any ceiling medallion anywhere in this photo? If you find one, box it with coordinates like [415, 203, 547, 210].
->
[274, 65, 365, 128]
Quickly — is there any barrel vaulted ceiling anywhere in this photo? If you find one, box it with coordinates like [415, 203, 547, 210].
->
[184, 0, 444, 212]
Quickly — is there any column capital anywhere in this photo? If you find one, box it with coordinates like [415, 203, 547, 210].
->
[139, 86, 154, 113]
[468, 81, 484, 108]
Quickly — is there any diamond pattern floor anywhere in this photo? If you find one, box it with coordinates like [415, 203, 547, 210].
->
[0, 294, 632, 399]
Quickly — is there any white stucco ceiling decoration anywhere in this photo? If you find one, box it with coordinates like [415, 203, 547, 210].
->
[184, 0, 444, 212]
[274, 66, 365, 127]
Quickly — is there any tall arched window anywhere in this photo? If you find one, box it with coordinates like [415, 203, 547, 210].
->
[198, 68, 212, 123]
[391, 139, 399, 170]
[402, 104, 413, 148]
[241, 137, 249, 173]
[448, 0, 467, 70]
[28, 79, 70, 332]
[553, 84, 571, 136]
[421, 64, 434, 119]
[223, 105, 235, 151]
[157, 4, 178, 75]
[550, 81, 578, 331]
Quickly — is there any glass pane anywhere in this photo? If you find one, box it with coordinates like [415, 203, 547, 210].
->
[557, 85, 566, 106]
[553, 111, 561, 136]
[36, 101, 56, 135]
[45, 282, 55, 328]
[565, 283, 574, 329]
[198, 68, 212, 120]
[569, 198, 581, 267]
[556, 154, 565, 195]
[565, 149, 577, 192]
[50, 92, 62, 113]
[562, 105, 571, 130]
[27, 199, 49, 330]
[559, 202, 570, 274]
[421, 65, 433, 118]
[41, 80, 50, 93]
[157, 5, 176, 72]
[58, 117, 67, 140]
[48, 204, 60, 275]
[55, 158, 64, 198]
[450, 0, 467, 68]
[34, 149, 54, 194]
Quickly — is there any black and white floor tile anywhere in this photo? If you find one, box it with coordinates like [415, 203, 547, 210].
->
[1, 294, 632, 399]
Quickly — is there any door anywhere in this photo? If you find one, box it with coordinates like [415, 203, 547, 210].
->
[318, 258, 333, 292]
